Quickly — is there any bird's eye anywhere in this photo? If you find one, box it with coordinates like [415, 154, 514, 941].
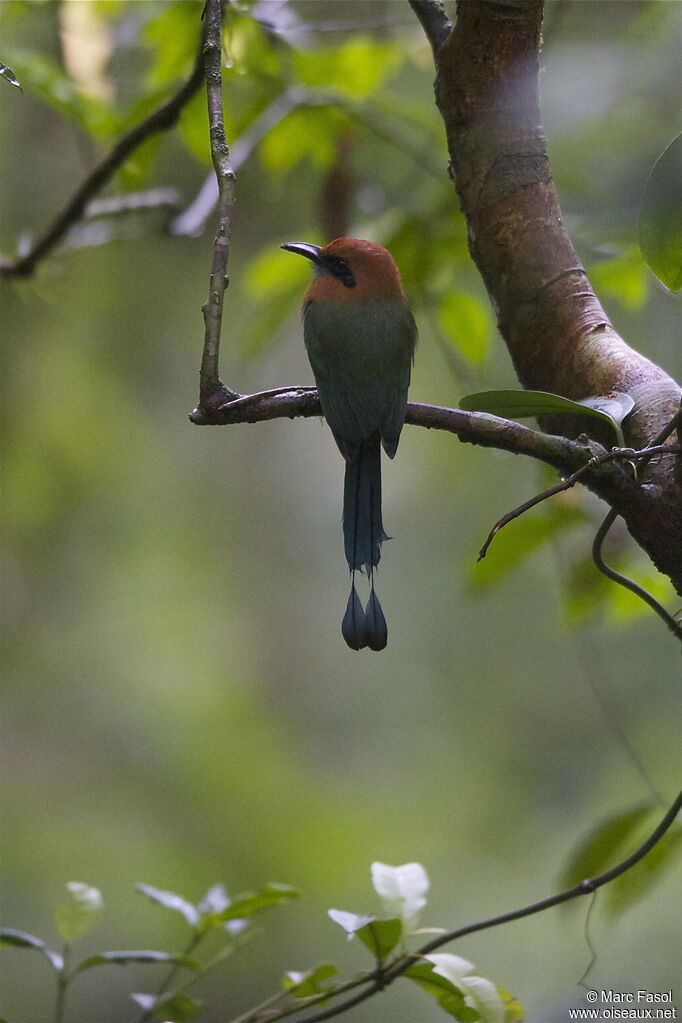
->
[327, 256, 356, 288]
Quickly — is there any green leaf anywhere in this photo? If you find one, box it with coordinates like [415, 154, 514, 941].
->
[424, 956, 506, 1023]
[558, 803, 655, 891]
[246, 246, 312, 300]
[327, 909, 375, 936]
[0, 61, 22, 92]
[74, 950, 201, 974]
[4, 50, 118, 138]
[405, 961, 475, 1021]
[217, 883, 299, 922]
[498, 988, 526, 1022]
[0, 928, 63, 971]
[638, 130, 682, 290]
[438, 291, 491, 367]
[370, 862, 429, 933]
[471, 504, 586, 590]
[54, 882, 103, 943]
[284, 963, 337, 998]
[355, 917, 403, 960]
[589, 250, 649, 312]
[459, 389, 634, 440]
[604, 825, 682, 918]
[564, 552, 674, 626]
[556, 800, 682, 917]
[294, 38, 402, 100]
[260, 106, 344, 174]
[153, 993, 202, 1022]
[136, 884, 199, 927]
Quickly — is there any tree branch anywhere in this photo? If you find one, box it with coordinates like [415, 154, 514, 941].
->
[0, 40, 205, 279]
[198, 0, 237, 408]
[407, 0, 452, 56]
[189, 387, 646, 510]
[408, 0, 682, 594]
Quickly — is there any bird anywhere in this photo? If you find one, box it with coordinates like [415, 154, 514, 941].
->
[280, 237, 417, 651]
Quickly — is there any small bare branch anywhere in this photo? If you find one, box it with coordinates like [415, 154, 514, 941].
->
[407, 0, 453, 57]
[0, 42, 204, 278]
[199, 0, 237, 408]
[478, 444, 681, 561]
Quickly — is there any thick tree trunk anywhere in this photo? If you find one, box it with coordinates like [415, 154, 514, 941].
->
[430, 0, 682, 594]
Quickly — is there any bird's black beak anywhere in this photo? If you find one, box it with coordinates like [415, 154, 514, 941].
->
[280, 241, 323, 265]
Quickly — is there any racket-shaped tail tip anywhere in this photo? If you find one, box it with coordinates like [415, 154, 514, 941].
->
[342, 583, 368, 650]
[364, 589, 388, 651]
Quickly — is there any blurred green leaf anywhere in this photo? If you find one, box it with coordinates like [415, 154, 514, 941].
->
[438, 291, 491, 366]
[355, 917, 402, 960]
[0, 928, 63, 971]
[564, 552, 674, 626]
[604, 826, 682, 917]
[0, 60, 22, 91]
[154, 993, 202, 1022]
[371, 861, 429, 933]
[74, 950, 201, 974]
[558, 803, 654, 892]
[589, 250, 649, 312]
[246, 246, 312, 300]
[294, 38, 402, 100]
[136, 884, 200, 927]
[54, 882, 103, 943]
[498, 988, 526, 1022]
[242, 291, 305, 358]
[560, 802, 682, 918]
[638, 130, 682, 290]
[405, 961, 475, 1021]
[260, 106, 345, 173]
[217, 883, 299, 922]
[471, 504, 586, 589]
[4, 49, 118, 137]
[424, 955, 506, 1023]
[142, 2, 200, 88]
[284, 962, 337, 998]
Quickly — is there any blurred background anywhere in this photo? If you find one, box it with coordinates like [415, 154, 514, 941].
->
[1, 2, 680, 1021]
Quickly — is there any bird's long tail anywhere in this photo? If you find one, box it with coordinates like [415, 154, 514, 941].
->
[341, 434, 389, 651]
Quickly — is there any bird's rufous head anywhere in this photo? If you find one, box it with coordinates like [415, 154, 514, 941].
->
[281, 237, 405, 301]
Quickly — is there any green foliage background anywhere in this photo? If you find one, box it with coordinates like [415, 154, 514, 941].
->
[1, 2, 680, 1021]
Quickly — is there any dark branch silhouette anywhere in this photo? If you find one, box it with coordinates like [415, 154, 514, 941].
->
[0, 41, 204, 278]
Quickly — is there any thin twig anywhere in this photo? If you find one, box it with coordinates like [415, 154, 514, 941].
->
[592, 508, 682, 644]
[199, 0, 237, 408]
[477, 445, 681, 561]
[585, 409, 682, 646]
[0, 43, 205, 278]
[265, 791, 682, 1023]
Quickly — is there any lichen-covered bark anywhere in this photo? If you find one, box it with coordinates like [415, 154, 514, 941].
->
[432, 0, 682, 593]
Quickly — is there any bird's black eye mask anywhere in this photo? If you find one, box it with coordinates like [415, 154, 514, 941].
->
[320, 255, 356, 289]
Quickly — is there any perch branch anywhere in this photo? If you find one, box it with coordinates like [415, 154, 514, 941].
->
[0, 40, 205, 278]
[198, 0, 237, 409]
[189, 389, 638, 506]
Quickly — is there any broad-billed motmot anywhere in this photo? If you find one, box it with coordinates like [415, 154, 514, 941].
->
[281, 238, 417, 651]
